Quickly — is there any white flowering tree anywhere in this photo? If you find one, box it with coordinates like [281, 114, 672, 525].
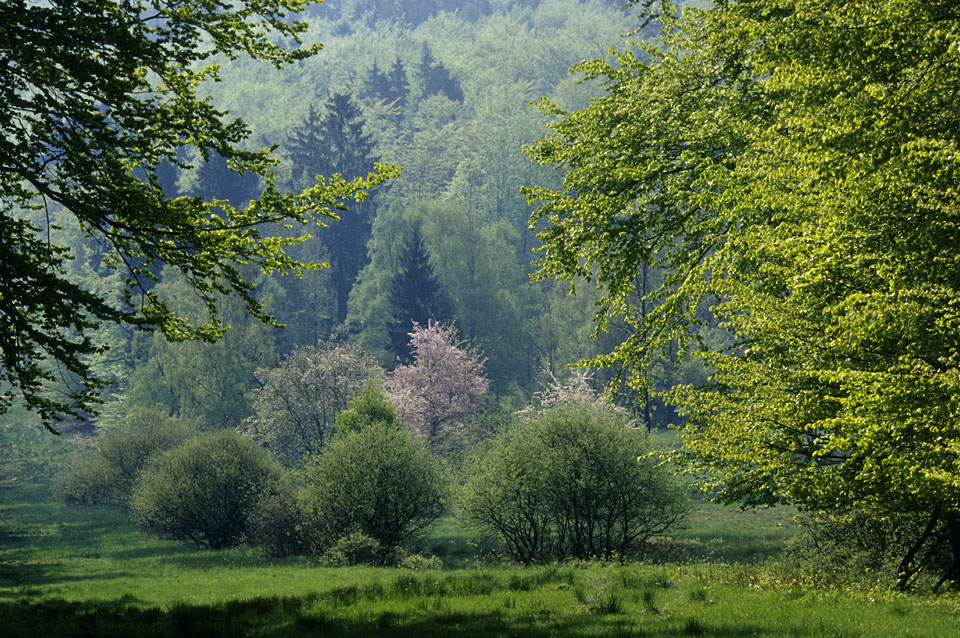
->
[239, 341, 383, 465]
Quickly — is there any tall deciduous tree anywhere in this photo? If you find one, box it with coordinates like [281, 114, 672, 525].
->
[0, 0, 395, 425]
[526, 0, 960, 588]
[385, 322, 488, 445]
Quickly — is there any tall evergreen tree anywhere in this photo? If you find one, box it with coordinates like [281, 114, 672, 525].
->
[417, 43, 464, 103]
[285, 93, 378, 326]
[360, 58, 409, 113]
[286, 105, 325, 190]
[187, 150, 261, 207]
[385, 225, 453, 363]
[386, 58, 409, 111]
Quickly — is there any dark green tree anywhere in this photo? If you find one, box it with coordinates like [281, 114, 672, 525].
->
[385, 225, 453, 363]
[185, 150, 261, 207]
[361, 58, 409, 112]
[385, 58, 410, 111]
[0, 0, 395, 426]
[417, 43, 464, 103]
[285, 93, 379, 325]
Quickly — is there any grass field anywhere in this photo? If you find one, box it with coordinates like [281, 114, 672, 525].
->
[2, 482, 959, 637]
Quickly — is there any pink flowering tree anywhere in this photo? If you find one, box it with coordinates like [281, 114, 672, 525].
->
[385, 322, 489, 444]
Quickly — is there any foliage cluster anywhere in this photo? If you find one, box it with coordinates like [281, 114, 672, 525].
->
[246, 486, 309, 559]
[130, 430, 283, 549]
[300, 420, 446, 564]
[57, 409, 193, 506]
[462, 399, 688, 563]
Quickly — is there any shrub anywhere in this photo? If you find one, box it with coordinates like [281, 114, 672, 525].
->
[460, 402, 689, 563]
[58, 409, 193, 506]
[399, 552, 443, 571]
[301, 423, 446, 564]
[130, 430, 283, 548]
[246, 486, 308, 558]
[318, 532, 384, 566]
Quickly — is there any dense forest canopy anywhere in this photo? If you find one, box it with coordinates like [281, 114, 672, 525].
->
[4, 0, 688, 435]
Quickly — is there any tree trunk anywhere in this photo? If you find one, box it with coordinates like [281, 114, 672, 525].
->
[933, 511, 960, 593]
[895, 505, 940, 591]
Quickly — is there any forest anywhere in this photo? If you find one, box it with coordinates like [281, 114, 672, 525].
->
[3, 0, 960, 636]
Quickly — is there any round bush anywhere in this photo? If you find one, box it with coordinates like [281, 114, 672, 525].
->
[131, 430, 283, 549]
[58, 409, 193, 506]
[317, 532, 383, 567]
[301, 423, 445, 564]
[460, 402, 689, 563]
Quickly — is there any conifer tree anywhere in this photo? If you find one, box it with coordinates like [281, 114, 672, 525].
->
[385, 226, 453, 363]
[417, 44, 463, 103]
[285, 93, 378, 325]
[360, 58, 409, 113]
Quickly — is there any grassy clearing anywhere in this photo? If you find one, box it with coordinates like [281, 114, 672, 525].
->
[3, 483, 959, 637]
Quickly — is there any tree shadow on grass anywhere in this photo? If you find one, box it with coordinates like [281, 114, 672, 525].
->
[0, 569, 140, 591]
[0, 595, 861, 638]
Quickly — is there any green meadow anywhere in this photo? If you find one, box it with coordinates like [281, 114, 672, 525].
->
[3, 483, 958, 637]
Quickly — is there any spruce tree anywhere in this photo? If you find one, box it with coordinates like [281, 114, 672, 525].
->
[417, 44, 463, 103]
[285, 93, 378, 326]
[361, 58, 408, 112]
[385, 225, 453, 363]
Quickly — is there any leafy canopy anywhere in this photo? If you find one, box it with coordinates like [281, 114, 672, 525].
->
[0, 0, 397, 424]
[524, 0, 960, 575]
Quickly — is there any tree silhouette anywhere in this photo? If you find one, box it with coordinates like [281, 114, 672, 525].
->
[285, 93, 378, 325]
[385, 225, 453, 363]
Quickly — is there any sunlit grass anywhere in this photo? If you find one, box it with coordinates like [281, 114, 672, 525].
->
[3, 482, 960, 637]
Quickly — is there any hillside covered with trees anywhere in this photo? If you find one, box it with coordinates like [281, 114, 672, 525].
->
[4, 0, 960, 611]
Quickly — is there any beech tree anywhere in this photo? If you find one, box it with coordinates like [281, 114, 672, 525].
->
[385, 322, 488, 444]
[526, 0, 960, 588]
[0, 0, 396, 425]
